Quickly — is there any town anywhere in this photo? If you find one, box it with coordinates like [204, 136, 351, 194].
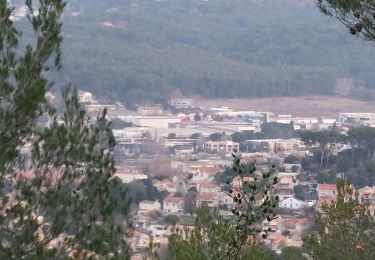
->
[77, 90, 375, 257]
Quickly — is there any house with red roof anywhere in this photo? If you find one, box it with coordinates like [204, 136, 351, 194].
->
[276, 175, 295, 200]
[317, 183, 337, 200]
[358, 186, 375, 204]
[191, 165, 222, 183]
[197, 182, 220, 193]
[196, 192, 219, 208]
[162, 196, 185, 214]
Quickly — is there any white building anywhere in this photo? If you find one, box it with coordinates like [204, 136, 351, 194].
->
[339, 113, 375, 127]
[317, 183, 337, 200]
[127, 116, 181, 129]
[114, 171, 147, 184]
[280, 197, 306, 210]
[170, 98, 194, 108]
[139, 200, 161, 212]
[163, 196, 185, 214]
[205, 141, 239, 153]
[196, 192, 219, 208]
[191, 166, 222, 183]
[148, 224, 168, 238]
[78, 91, 93, 103]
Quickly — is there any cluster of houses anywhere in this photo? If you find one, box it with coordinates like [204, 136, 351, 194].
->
[76, 91, 375, 256]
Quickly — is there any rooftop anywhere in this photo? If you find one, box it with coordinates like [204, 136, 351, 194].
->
[163, 196, 184, 204]
[317, 183, 337, 191]
[196, 192, 217, 201]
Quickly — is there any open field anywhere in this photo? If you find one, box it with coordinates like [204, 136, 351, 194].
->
[195, 96, 375, 117]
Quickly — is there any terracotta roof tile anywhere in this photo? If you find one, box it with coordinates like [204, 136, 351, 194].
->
[317, 183, 337, 191]
[163, 196, 184, 204]
[196, 192, 217, 201]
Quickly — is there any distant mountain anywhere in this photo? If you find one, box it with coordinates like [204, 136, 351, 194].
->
[14, 0, 375, 107]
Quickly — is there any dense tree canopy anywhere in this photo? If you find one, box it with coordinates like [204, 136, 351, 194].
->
[303, 180, 375, 259]
[10, 0, 375, 107]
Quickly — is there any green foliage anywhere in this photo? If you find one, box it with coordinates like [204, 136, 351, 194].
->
[208, 132, 223, 141]
[300, 127, 375, 187]
[190, 133, 203, 140]
[299, 129, 343, 168]
[261, 123, 296, 139]
[0, 1, 132, 258]
[167, 133, 177, 139]
[214, 167, 236, 186]
[317, 0, 375, 41]
[144, 210, 160, 219]
[184, 191, 197, 213]
[168, 154, 279, 260]
[111, 118, 133, 129]
[293, 185, 308, 201]
[303, 179, 375, 260]
[284, 155, 301, 164]
[27, 0, 375, 106]
[243, 245, 277, 260]
[347, 126, 375, 160]
[232, 124, 299, 152]
[278, 246, 306, 260]
[165, 215, 180, 225]
[291, 165, 300, 173]
[127, 178, 166, 206]
[231, 131, 265, 143]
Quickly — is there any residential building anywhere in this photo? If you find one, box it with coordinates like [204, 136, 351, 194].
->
[113, 127, 156, 141]
[358, 186, 375, 204]
[262, 216, 283, 232]
[197, 182, 221, 193]
[265, 233, 287, 252]
[163, 196, 185, 214]
[196, 192, 219, 208]
[138, 200, 161, 213]
[282, 217, 310, 234]
[232, 176, 254, 190]
[174, 144, 194, 158]
[78, 90, 93, 103]
[279, 197, 306, 210]
[317, 183, 337, 200]
[220, 192, 234, 205]
[244, 139, 305, 153]
[152, 178, 177, 193]
[205, 141, 239, 153]
[148, 224, 168, 238]
[114, 170, 147, 184]
[125, 116, 181, 130]
[191, 165, 222, 183]
[276, 176, 294, 200]
[137, 106, 164, 116]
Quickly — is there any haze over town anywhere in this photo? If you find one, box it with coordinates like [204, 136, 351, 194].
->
[2, 0, 375, 259]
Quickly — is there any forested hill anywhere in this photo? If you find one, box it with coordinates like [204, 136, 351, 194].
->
[16, 0, 375, 107]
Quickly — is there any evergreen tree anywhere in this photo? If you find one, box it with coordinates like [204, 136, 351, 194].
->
[317, 0, 375, 41]
[303, 179, 375, 260]
[0, 1, 131, 258]
[168, 154, 279, 260]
